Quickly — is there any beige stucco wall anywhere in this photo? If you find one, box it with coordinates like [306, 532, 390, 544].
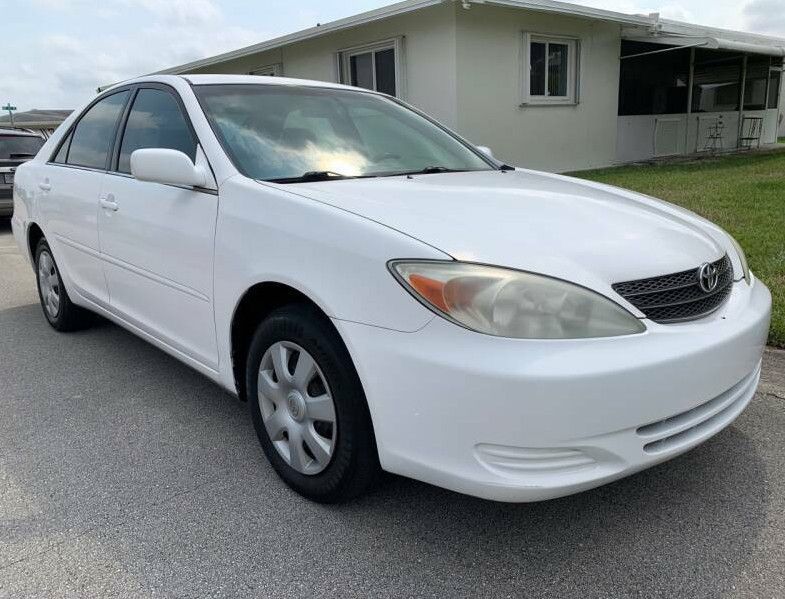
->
[186, 4, 460, 128]
[454, 4, 622, 172]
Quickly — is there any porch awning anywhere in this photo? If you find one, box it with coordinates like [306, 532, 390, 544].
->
[623, 35, 785, 57]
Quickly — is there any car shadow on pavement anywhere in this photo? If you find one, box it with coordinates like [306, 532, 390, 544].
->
[0, 301, 772, 597]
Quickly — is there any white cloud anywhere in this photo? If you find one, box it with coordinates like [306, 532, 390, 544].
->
[743, 0, 785, 36]
[123, 0, 221, 26]
[3, 0, 264, 111]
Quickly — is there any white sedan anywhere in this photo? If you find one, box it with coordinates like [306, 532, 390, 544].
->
[12, 75, 771, 503]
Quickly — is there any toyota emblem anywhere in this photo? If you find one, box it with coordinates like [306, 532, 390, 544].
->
[698, 263, 719, 293]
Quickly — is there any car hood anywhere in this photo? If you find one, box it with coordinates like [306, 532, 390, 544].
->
[275, 169, 731, 308]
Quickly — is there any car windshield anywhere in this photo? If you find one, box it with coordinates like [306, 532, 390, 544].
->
[0, 134, 44, 159]
[194, 84, 493, 182]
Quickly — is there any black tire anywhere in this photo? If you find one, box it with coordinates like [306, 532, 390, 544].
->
[246, 304, 380, 503]
[34, 238, 92, 332]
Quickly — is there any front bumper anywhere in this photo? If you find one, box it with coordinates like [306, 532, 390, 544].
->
[334, 276, 771, 502]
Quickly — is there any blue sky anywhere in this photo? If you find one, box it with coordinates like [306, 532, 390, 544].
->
[2, 0, 784, 112]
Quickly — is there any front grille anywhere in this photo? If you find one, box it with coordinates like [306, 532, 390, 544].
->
[612, 254, 733, 323]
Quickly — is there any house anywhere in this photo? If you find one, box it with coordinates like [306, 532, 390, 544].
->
[147, 0, 785, 172]
[0, 109, 73, 138]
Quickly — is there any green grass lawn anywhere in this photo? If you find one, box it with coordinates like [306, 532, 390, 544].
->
[575, 151, 785, 347]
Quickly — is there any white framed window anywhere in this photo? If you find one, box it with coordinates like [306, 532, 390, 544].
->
[249, 63, 282, 77]
[338, 38, 404, 97]
[521, 33, 579, 105]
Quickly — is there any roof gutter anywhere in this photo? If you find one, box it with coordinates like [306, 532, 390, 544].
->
[479, 0, 651, 27]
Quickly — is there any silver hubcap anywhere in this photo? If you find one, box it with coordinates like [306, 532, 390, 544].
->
[37, 251, 61, 319]
[257, 341, 337, 475]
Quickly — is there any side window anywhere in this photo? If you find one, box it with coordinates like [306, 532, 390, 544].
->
[118, 88, 197, 174]
[67, 91, 129, 169]
[339, 41, 399, 97]
[52, 131, 72, 164]
[523, 34, 578, 105]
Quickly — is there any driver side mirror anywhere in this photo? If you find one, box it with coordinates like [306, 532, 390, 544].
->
[476, 145, 494, 159]
[131, 148, 207, 188]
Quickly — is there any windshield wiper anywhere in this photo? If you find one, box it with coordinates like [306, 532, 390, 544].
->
[268, 170, 361, 184]
[386, 166, 473, 177]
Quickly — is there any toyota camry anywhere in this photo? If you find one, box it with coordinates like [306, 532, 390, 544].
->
[11, 75, 771, 503]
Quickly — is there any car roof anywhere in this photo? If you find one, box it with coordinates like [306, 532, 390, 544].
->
[0, 127, 42, 137]
[107, 73, 371, 95]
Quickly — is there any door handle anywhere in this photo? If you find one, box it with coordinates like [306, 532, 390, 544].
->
[39, 181, 51, 191]
[99, 196, 118, 211]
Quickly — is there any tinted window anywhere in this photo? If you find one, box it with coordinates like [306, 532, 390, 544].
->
[692, 50, 741, 113]
[530, 42, 546, 96]
[374, 48, 396, 96]
[0, 135, 44, 159]
[618, 41, 690, 116]
[350, 53, 374, 90]
[118, 88, 196, 174]
[769, 70, 781, 109]
[348, 47, 397, 95]
[52, 132, 71, 163]
[743, 55, 771, 111]
[68, 91, 129, 169]
[547, 43, 569, 96]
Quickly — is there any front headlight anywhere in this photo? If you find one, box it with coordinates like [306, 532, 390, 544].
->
[728, 234, 751, 284]
[390, 261, 646, 339]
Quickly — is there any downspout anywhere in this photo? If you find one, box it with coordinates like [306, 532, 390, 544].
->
[737, 54, 748, 148]
[685, 47, 695, 153]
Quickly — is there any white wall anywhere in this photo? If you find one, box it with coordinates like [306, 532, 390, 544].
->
[454, 5, 622, 172]
[186, 4, 460, 128]
[617, 108, 780, 162]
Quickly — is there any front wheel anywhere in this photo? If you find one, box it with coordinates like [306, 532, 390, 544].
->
[246, 304, 380, 503]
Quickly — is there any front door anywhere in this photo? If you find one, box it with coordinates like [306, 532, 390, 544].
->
[97, 86, 219, 370]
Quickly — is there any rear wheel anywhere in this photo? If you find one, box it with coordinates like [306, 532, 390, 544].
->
[246, 304, 380, 503]
[34, 238, 92, 331]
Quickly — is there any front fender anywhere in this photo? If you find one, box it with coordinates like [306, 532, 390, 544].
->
[212, 175, 448, 389]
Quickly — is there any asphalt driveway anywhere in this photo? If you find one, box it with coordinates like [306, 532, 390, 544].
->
[1, 218, 784, 598]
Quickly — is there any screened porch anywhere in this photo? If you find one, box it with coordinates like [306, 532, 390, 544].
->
[616, 39, 783, 163]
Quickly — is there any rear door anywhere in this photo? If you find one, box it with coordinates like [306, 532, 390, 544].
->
[38, 90, 130, 306]
[98, 84, 220, 370]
